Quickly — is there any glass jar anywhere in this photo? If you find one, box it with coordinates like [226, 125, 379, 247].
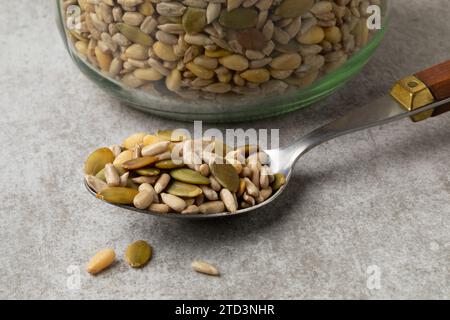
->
[56, 0, 389, 122]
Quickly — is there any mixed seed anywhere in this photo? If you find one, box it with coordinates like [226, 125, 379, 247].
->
[86, 242, 219, 277]
[87, 248, 116, 274]
[86, 240, 153, 274]
[63, 0, 382, 100]
[192, 260, 220, 276]
[125, 240, 153, 267]
[84, 130, 286, 214]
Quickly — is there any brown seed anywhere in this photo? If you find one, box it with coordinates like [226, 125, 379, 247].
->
[236, 28, 266, 50]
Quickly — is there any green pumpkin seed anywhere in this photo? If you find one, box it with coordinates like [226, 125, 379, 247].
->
[182, 8, 207, 34]
[170, 168, 210, 185]
[95, 167, 107, 181]
[135, 167, 160, 176]
[84, 147, 115, 175]
[122, 156, 159, 170]
[125, 240, 152, 268]
[116, 23, 153, 46]
[272, 173, 287, 191]
[275, 0, 314, 18]
[209, 162, 240, 192]
[166, 181, 203, 198]
[155, 159, 185, 169]
[219, 8, 258, 29]
[97, 187, 139, 204]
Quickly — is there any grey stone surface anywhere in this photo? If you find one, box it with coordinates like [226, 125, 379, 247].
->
[0, 0, 449, 300]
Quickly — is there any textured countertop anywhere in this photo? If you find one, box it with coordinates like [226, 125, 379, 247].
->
[0, 0, 448, 299]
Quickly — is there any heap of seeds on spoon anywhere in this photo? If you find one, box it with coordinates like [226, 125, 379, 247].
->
[63, 0, 380, 99]
[84, 131, 286, 214]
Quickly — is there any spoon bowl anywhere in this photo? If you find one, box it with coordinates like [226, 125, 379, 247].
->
[84, 175, 289, 219]
[85, 61, 450, 219]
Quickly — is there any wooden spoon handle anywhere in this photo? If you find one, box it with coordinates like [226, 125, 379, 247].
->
[415, 60, 450, 117]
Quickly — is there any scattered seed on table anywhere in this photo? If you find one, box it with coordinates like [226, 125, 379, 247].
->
[86, 248, 116, 275]
[191, 260, 220, 277]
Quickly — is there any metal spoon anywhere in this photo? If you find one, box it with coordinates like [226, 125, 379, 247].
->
[86, 61, 450, 219]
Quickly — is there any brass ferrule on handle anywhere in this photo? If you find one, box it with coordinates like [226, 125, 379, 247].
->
[390, 60, 450, 122]
[390, 76, 435, 122]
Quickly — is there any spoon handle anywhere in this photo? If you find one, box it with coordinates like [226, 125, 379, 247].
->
[414, 60, 450, 117]
[284, 60, 450, 166]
